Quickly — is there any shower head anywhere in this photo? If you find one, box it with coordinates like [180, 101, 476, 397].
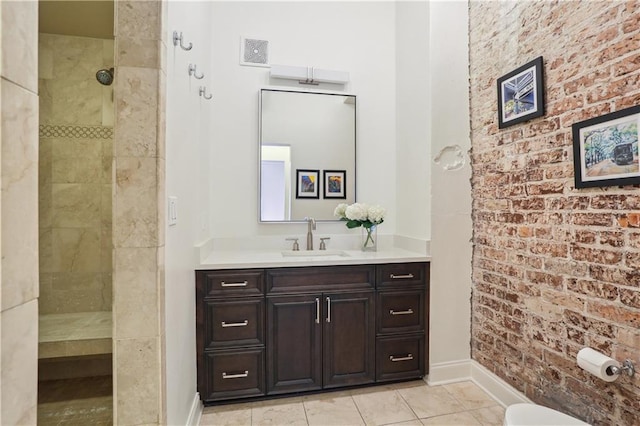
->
[96, 67, 114, 86]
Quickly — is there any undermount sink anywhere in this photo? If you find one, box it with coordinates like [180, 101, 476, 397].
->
[281, 250, 350, 258]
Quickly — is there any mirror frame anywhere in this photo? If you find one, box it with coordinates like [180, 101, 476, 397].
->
[258, 87, 357, 223]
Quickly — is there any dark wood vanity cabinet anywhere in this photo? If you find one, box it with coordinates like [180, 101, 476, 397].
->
[196, 262, 429, 404]
[196, 270, 266, 402]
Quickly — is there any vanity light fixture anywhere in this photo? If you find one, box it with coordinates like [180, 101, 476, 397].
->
[270, 64, 349, 85]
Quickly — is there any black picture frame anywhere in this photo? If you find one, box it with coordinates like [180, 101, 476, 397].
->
[295, 169, 320, 199]
[323, 170, 346, 199]
[497, 56, 545, 129]
[572, 105, 640, 189]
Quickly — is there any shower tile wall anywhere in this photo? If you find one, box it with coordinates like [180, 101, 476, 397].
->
[38, 33, 114, 314]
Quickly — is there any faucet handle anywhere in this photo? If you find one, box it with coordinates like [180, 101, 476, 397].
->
[285, 237, 300, 251]
[319, 237, 330, 250]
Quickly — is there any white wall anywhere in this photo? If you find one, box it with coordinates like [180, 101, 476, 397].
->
[396, 1, 431, 241]
[209, 2, 399, 238]
[428, 1, 473, 375]
[165, 1, 214, 424]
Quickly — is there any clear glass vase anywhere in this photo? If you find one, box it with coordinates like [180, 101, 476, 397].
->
[361, 225, 377, 252]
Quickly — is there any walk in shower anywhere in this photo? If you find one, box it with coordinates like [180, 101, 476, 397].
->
[37, 4, 115, 423]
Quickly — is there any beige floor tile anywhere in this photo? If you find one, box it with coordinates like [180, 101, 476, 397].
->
[420, 411, 482, 425]
[390, 379, 429, 390]
[352, 389, 417, 426]
[387, 420, 424, 426]
[200, 403, 252, 426]
[398, 385, 466, 419]
[303, 394, 364, 425]
[251, 399, 308, 426]
[443, 382, 497, 411]
[468, 405, 505, 426]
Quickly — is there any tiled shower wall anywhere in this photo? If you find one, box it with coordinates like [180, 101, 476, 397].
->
[470, 2, 640, 425]
[38, 33, 114, 314]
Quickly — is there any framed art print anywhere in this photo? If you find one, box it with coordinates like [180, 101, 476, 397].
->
[295, 169, 320, 199]
[497, 56, 545, 129]
[572, 105, 640, 189]
[323, 170, 346, 199]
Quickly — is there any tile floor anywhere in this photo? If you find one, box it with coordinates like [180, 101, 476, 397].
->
[200, 380, 505, 426]
[37, 376, 113, 426]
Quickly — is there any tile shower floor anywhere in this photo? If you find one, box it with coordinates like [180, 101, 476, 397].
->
[37, 376, 112, 426]
[200, 380, 505, 426]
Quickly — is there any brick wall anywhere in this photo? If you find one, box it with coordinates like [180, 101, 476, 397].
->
[469, 1, 640, 424]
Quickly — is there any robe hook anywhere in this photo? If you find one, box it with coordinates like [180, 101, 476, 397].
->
[188, 64, 204, 79]
[199, 86, 212, 100]
[173, 31, 193, 51]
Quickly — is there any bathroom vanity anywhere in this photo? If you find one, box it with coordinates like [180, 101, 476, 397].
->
[195, 254, 430, 404]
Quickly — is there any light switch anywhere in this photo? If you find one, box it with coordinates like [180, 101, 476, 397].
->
[168, 196, 178, 226]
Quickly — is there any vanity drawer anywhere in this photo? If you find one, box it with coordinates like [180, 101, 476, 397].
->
[205, 299, 264, 349]
[199, 270, 264, 297]
[376, 335, 424, 382]
[202, 347, 265, 402]
[266, 265, 375, 294]
[377, 290, 424, 334]
[377, 263, 428, 289]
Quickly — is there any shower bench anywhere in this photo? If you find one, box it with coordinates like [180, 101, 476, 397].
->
[38, 311, 112, 359]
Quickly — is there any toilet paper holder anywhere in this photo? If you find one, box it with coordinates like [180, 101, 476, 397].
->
[607, 359, 635, 377]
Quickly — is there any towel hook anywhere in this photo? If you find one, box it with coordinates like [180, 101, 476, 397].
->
[199, 86, 212, 100]
[188, 64, 204, 79]
[173, 31, 193, 51]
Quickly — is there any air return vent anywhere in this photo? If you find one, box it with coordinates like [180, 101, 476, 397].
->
[240, 37, 269, 67]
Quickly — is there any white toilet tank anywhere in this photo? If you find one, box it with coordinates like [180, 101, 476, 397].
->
[504, 403, 591, 426]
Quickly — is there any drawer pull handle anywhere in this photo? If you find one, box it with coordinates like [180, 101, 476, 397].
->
[390, 309, 414, 316]
[390, 273, 414, 279]
[220, 281, 248, 287]
[390, 354, 414, 362]
[221, 320, 249, 328]
[315, 298, 320, 324]
[222, 370, 249, 379]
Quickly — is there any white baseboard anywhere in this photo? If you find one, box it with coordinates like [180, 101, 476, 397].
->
[427, 359, 472, 385]
[427, 359, 532, 408]
[470, 360, 532, 407]
[185, 392, 203, 426]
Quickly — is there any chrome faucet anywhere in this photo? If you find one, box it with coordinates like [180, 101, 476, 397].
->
[305, 217, 316, 250]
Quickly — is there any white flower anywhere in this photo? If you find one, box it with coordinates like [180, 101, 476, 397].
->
[367, 205, 386, 224]
[334, 203, 348, 219]
[345, 203, 369, 221]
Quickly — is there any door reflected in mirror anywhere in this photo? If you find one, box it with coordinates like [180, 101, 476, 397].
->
[260, 89, 356, 222]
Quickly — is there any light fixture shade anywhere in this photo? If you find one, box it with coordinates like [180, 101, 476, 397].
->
[270, 64, 349, 85]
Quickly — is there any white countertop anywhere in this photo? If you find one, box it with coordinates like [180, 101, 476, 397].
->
[198, 247, 430, 270]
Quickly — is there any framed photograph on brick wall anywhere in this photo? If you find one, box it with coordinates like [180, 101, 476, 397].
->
[572, 105, 640, 189]
[497, 56, 545, 129]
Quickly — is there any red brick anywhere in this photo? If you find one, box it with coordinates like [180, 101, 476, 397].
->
[619, 288, 640, 309]
[588, 301, 640, 328]
[566, 279, 618, 301]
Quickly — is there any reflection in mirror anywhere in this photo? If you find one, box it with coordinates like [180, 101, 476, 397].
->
[260, 89, 356, 222]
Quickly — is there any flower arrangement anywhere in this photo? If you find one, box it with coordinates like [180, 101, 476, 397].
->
[334, 203, 386, 251]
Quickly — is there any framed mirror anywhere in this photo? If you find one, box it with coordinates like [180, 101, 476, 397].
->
[259, 89, 356, 222]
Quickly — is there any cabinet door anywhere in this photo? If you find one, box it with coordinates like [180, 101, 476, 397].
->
[267, 294, 322, 394]
[323, 291, 375, 388]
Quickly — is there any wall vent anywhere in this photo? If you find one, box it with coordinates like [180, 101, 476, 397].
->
[240, 37, 269, 67]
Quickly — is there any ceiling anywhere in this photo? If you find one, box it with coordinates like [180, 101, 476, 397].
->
[39, 1, 114, 39]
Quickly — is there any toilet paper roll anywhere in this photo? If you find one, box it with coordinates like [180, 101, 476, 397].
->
[577, 347, 620, 382]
